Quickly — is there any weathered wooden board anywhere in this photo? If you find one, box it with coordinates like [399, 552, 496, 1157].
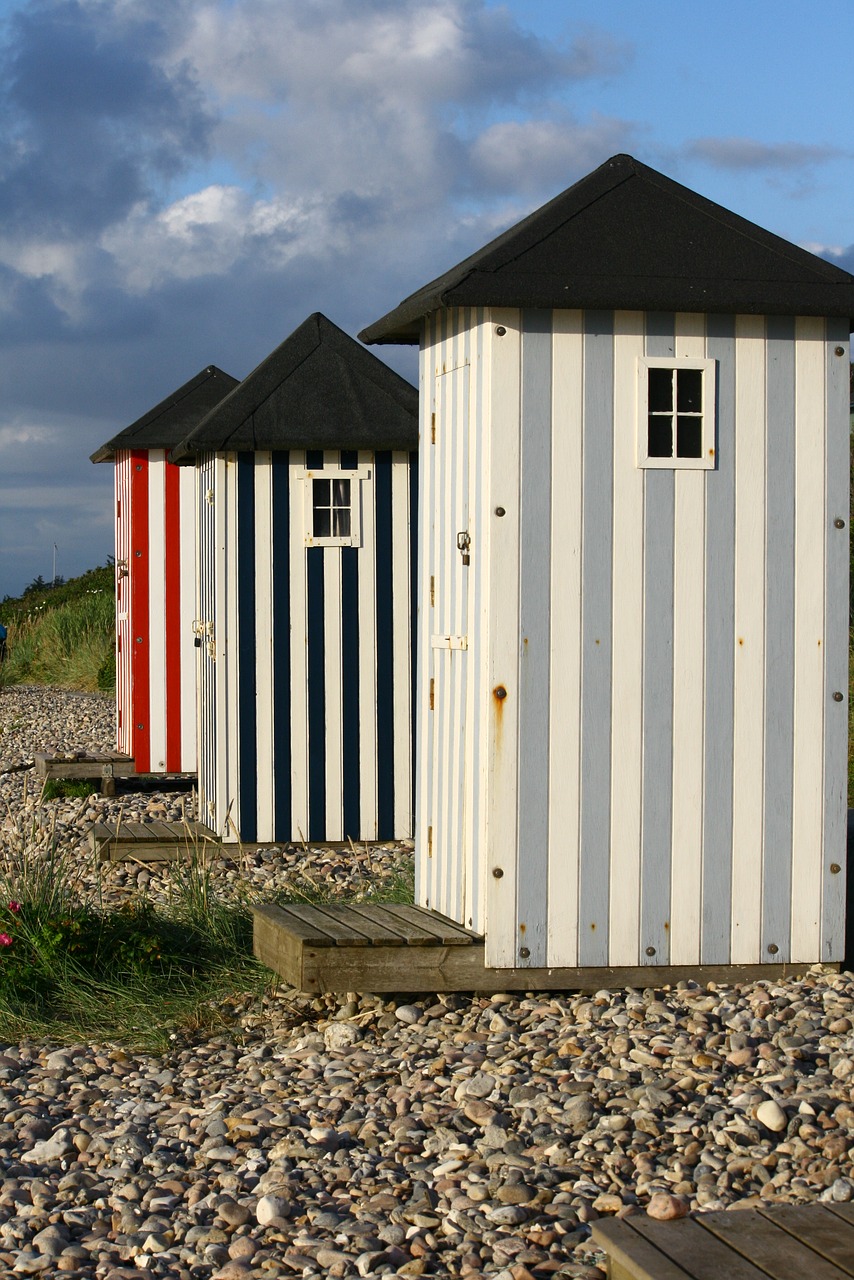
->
[251, 903, 827, 993]
[36, 752, 137, 796]
[89, 820, 217, 862]
[592, 1206, 854, 1280]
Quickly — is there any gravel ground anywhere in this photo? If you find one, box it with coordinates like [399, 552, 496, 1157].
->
[0, 683, 852, 1280]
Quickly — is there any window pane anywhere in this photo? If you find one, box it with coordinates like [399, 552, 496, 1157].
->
[648, 415, 672, 458]
[313, 478, 330, 507]
[333, 507, 351, 538]
[676, 416, 702, 459]
[648, 367, 673, 413]
[332, 478, 351, 509]
[313, 507, 331, 538]
[677, 369, 702, 413]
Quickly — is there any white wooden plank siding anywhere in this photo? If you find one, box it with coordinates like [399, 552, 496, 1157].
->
[791, 319, 826, 961]
[419, 307, 846, 968]
[196, 448, 416, 843]
[669, 314, 706, 966]
[484, 310, 521, 963]
[547, 310, 584, 967]
[179, 464, 197, 770]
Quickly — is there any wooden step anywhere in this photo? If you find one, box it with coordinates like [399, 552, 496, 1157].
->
[591, 1204, 854, 1280]
[36, 752, 136, 796]
[252, 902, 825, 993]
[89, 821, 218, 862]
[252, 902, 483, 992]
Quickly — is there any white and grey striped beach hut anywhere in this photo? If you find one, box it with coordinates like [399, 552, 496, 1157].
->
[172, 313, 418, 845]
[91, 366, 238, 774]
[361, 154, 854, 977]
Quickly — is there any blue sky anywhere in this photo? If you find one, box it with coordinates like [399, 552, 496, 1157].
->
[0, 0, 852, 599]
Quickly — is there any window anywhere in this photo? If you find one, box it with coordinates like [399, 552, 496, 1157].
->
[312, 476, 352, 539]
[299, 467, 367, 547]
[637, 358, 716, 469]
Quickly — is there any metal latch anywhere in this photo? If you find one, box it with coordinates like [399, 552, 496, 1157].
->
[457, 530, 471, 566]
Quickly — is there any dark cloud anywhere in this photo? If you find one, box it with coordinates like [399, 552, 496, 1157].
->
[0, 0, 213, 234]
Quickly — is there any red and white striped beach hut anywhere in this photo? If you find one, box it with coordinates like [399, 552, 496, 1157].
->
[91, 366, 238, 773]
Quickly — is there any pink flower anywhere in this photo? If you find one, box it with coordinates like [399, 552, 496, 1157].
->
[0, 934, 12, 947]
[7, 902, 19, 914]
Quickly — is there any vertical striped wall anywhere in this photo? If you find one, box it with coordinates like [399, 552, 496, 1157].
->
[418, 308, 849, 969]
[197, 449, 417, 844]
[114, 450, 196, 773]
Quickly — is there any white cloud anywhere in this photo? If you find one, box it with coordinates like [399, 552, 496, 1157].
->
[470, 115, 637, 193]
[685, 137, 845, 173]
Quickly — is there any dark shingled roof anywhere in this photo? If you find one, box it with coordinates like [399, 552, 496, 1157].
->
[90, 366, 239, 463]
[171, 313, 418, 462]
[359, 153, 854, 344]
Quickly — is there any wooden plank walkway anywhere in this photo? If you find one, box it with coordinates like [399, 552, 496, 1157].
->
[36, 751, 136, 796]
[591, 1204, 854, 1280]
[89, 821, 217, 862]
[251, 904, 817, 993]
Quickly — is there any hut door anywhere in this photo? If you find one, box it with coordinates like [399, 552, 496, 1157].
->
[195, 458, 218, 831]
[115, 459, 132, 756]
[425, 361, 472, 920]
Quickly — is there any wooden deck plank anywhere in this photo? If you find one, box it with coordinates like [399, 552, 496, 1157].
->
[825, 1205, 854, 1227]
[343, 906, 410, 944]
[591, 1220, 697, 1280]
[627, 1217, 772, 1280]
[382, 904, 478, 945]
[758, 1206, 854, 1276]
[252, 903, 336, 946]
[699, 1208, 851, 1280]
[279, 904, 373, 946]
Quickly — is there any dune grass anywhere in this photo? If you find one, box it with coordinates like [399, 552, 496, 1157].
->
[0, 808, 273, 1050]
[1, 565, 116, 694]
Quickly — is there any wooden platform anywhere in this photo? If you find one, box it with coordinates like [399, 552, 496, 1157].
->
[36, 751, 135, 796]
[592, 1204, 854, 1280]
[251, 904, 818, 993]
[89, 821, 217, 862]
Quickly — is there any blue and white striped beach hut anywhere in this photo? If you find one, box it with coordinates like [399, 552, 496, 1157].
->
[172, 313, 418, 845]
[361, 154, 854, 977]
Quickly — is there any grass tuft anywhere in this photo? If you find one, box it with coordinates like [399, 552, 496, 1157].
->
[0, 805, 272, 1050]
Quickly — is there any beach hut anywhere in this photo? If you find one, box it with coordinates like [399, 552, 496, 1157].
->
[171, 313, 418, 845]
[91, 366, 238, 774]
[359, 153, 854, 977]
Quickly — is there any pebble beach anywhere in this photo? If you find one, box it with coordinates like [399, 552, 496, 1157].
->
[0, 683, 852, 1280]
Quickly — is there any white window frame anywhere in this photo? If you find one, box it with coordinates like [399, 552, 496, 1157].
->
[296, 466, 370, 548]
[637, 357, 716, 470]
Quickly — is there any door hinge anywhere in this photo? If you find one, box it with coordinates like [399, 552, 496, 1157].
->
[427, 826, 433, 858]
[430, 575, 435, 608]
[429, 678, 434, 710]
[431, 413, 436, 444]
